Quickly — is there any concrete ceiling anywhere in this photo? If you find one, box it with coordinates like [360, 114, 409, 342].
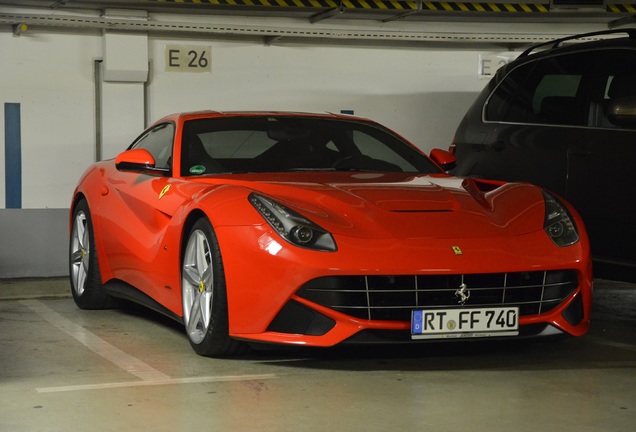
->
[1, 0, 634, 46]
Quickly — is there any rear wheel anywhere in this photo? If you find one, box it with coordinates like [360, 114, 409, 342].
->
[69, 199, 113, 309]
[181, 218, 245, 356]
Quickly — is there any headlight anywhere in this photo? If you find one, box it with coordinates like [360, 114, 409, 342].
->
[249, 193, 337, 252]
[543, 190, 579, 247]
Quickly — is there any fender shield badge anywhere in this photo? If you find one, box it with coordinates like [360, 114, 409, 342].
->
[452, 246, 463, 255]
[159, 184, 171, 200]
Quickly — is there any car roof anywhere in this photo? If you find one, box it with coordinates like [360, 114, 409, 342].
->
[155, 110, 371, 125]
[519, 28, 636, 58]
[491, 29, 636, 81]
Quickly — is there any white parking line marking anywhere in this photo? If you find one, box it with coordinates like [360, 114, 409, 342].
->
[21, 299, 170, 381]
[22, 300, 279, 393]
[36, 374, 279, 393]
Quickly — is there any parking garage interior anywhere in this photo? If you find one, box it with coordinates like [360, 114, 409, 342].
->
[1, 1, 635, 431]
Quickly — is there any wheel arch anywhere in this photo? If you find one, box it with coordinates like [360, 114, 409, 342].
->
[180, 208, 209, 261]
[69, 191, 114, 283]
[69, 192, 87, 231]
[179, 210, 245, 356]
[68, 196, 115, 309]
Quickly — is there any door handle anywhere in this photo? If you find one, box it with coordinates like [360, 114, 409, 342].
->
[568, 145, 591, 157]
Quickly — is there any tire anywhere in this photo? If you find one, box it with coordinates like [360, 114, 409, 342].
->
[181, 218, 245, 357]
[69, 199, 113, 309]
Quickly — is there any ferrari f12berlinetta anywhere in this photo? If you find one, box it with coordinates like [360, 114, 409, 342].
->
[70, 111, 592, 356]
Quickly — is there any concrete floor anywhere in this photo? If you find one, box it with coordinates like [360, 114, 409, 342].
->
[1, 278, 635, 432]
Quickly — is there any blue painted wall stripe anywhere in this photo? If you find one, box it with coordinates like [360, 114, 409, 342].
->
[4, 103, 22, 209]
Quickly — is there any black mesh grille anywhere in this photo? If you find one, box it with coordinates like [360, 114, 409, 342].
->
[297, 270, 578, 321]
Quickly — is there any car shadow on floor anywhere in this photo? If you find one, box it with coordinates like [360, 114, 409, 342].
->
[108, 279, 636, 372]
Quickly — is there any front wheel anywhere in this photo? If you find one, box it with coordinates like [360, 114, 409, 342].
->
[69, 199, 113, 309]
[181, 218, 245, 357]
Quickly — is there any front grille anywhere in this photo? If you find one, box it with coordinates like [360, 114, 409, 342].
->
[297, 270, 578, 321]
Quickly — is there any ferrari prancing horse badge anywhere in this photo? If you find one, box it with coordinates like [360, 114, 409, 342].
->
[159, 184, 171, 200]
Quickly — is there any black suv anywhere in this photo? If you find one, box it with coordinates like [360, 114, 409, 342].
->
[452, 29, 636, 277]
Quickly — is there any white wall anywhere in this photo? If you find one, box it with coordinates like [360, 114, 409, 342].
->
[148, 39, 487, 149]
[1, 30, 494, 210]
[0, 32, 101, 209]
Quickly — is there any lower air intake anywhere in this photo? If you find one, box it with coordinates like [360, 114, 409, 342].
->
[297, 270, 578, 321]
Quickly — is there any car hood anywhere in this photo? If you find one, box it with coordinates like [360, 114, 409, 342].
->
[194, 172, 546, 239]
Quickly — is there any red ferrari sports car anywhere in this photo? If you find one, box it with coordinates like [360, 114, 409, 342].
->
[70, 111, 592, 356]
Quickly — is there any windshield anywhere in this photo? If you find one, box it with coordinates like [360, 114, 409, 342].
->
[180, 116, 441, 176]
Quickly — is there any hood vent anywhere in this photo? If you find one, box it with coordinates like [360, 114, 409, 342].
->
[390, 209, 453, 213]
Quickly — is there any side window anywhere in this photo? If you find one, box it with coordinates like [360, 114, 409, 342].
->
[591, 49, 636, 129]
[532, 74, 581, 115]
[486, 52, 593, 126]
[485, 63, 533, 123]
[131, 123, 174, 170]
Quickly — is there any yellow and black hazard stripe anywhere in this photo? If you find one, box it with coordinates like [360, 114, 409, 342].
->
[154, 0, 550, 13]
[608, 4, 636, 12]
[415, 2, 549, 12]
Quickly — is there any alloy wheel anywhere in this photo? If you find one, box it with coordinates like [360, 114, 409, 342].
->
[182, 229, 214, 344]
[70, 210, 89, 297]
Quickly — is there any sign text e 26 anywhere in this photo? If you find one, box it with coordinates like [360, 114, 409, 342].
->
[165, 46, 212, 73]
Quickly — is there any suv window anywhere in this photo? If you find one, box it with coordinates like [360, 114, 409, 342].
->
[486, 52, 593, 126]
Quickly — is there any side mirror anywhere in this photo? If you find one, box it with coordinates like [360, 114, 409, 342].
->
[115, 148, 169, 174]
[608, 96, 636, 127]
[430, 148, 457, 171]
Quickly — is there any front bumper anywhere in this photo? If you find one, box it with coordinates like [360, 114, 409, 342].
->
[218, 225, 592, 347]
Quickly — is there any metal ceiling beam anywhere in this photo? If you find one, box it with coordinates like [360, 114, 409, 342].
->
[0, 9, 618, 45]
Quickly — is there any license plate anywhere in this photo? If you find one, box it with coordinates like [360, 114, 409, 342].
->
[411, 307, 519, 339]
